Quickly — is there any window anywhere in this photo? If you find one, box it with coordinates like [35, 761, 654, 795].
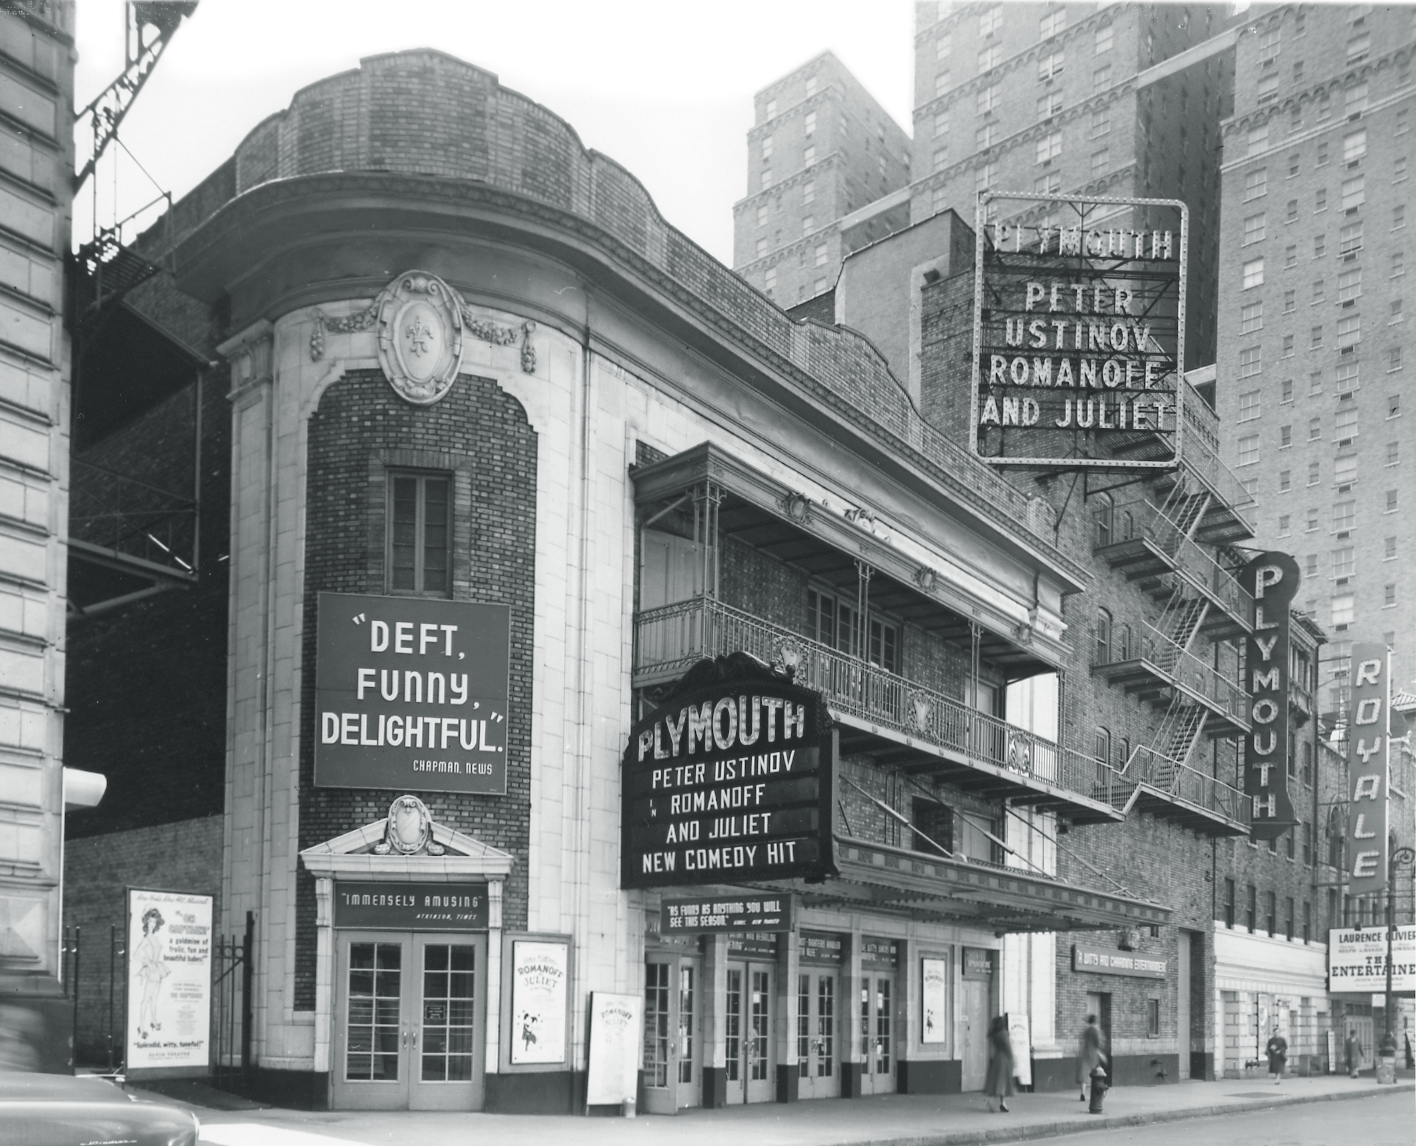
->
[1092, 109, 1112, 138]
[1243, 212, 1266, 245]
[1346, 81, 1369, 117]
[1338, 268, 1361, 303]
[1244, 168, 1267, 201]
[1090, 148, 1110, 174]
[1293, 60, 1304, 83]
[1400, 109, 1411, 136]
[1246, 884, 1257, 933]
[975, 123, 995, 149]
[1335, 455, 1357, 485]
[1397, 157, 1409, 183]
[1282, 334, 1294, 357]
[807, 588, 899, 672]
[1242, 258, 1265, 289]
[756, 204, 768, 228]
[977, 83, 1000, 114]
[802, 179, 815, 205]
[1333, 546, 1355, 577]
[1395, 205, 1408, 232]
[1347, 32, 1370, 64]
[1315, 188, 1327, 213]
[1391, 393, 1403, 417]
[763, 266, 776, 295]
[1392, 347, 1405, 372]
[1285, 897, 1295, 940]
[1309, 371, 1322, 395]
[761, 135, 774, 161]
[1239, 346, 1262, 379]
[1237, 434, 1260, 466]
[388, 472, 450, 595]
[1034, 171, 1061, 195]
[1283, 290, 1295, 314]
[1259, 24, 1281, 62]
[1241, 302, 1263, 333]
[1093, 609, 1112, 665]
[1285, 244, 1297, 269]
[755, 237, 767, 258]
[1095, 23, 1113, 53]
[760, 168, 772, 189]
[1094, 725, 1111, 771]
[1288, 153, 1300, 178]
[1386, 489, 1399, 513]
[1385, 583, 1397, 607]
[1317, 96, 1332, 126]
[803, 143, 816, 165]
[1258, 73, 1279, 103]
[1264, 891, 1277, 936]
[1303, 901, 1312, 942]
[765, 96, 777, 119]
[1344, 129, 1367, 163]
[1093, 64, 1111, 91]
[814, 243, 828, 267]
[1308, 416, 1321, 440]
[1306, 553, 1319, 575]
[975, 162, 997, 193]
[1340, 220, 1363, 255]
[1308, 460, 1320, 485]
[1247, 123, 1270, 153]
[805, 75, 817, 97]
[1286, 199, 1299, 224]
[1333, 499, 1356, 530]
[978, 44, 1002, 72]
[1037, 90, 1063, 118]
[1092, 496, 1113, 548]
[1279, 470, 1291, 492]
[1314, 233, 1326, 259]
[933, 111, 949, 137]
[801, 215, 814, 235]
[1310, 325, 1323, 350]
[1146, 999, 1160, 1038]
[979, 3, 1002, 37]
[1335, 405, 1358, 438]
[1224, 878, 1236, 928]
[1281, 378, 1293, 402]
[1394, 252, 1406, 279]
[1278, 515, 1291, 537]
[1037, 131, 1062, 163]
[934, 70, 953, 97]
[1336, 314, 1360, 349]
[1331, 593, 1354, 626]
[1311, 278, 1326, 304]
[911, 798, 954, 857]
[1280, 424, 1292, 447]
[936, 32, 952, 60]
[1388, 440, 1401, 465]
[1386, 536, 1398, 559]
[1305, 508, 1318, 532]
[1038, 50, 1065, 80]
[1341, 176, 1365, 211]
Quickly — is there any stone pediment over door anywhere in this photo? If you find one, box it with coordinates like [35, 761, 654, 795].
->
[300, 794, 515, 882]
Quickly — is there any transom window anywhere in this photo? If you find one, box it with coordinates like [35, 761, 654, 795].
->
[388, 472, 451, 596]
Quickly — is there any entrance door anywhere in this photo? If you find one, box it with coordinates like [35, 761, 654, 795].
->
[796, 970, 840, 1098]
[858, 973, 896, 1094]
[331, 931, 486, 1111]
[725, 962, 775, 1104]
[961, 979, 989, 1090]
[1087, 991, 1113, 1083]
[643, 956, 702, 1114]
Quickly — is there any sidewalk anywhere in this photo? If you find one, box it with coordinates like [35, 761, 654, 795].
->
[133, 1071, 1414, 1146]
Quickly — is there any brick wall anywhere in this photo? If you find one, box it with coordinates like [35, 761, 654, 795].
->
[62, 815, 224, 1063]
[294, 369, 537, 1009]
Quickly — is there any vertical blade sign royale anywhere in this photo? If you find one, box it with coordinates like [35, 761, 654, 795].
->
[972, 191, 1186, 470]
[1345, 643, 1390, 895]
[621, 662, 837, 889]
[1240, 553, 1300, 841]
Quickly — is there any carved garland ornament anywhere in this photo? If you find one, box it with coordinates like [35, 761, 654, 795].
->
[308, 271, 538, 398]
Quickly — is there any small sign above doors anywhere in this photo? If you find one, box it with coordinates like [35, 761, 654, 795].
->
[661, 894, 794, 934]
[334, 880, 489, 930]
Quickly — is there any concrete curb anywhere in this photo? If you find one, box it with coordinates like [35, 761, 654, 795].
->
[840, 1083, 1415, 1146]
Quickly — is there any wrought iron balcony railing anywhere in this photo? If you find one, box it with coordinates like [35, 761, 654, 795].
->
[634, 596, 1122, 810]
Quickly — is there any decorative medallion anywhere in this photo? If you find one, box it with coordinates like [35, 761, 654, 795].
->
[375, 272, 466, 405]
[373, 794, 445, 856]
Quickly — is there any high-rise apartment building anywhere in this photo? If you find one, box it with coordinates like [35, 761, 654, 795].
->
[1215, 4, 1414, 714]
[910, 2, 1238, 368]
[732, 51, 912, 305]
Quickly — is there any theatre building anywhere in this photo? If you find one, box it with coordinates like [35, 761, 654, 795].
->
[63, 50, 1278, 1112]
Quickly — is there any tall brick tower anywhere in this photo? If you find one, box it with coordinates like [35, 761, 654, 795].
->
[909, 2, 1239, 368]
[732, 51, 912, 306]
[1214, 4, 1415, 716]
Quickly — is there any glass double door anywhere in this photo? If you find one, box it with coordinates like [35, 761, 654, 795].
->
[858, 973, 896, 1094]
[331, 931, 486, 1110]
[796, 969, 840, 1098]
[643, 955, 702, 1114]
[726, 961, 775, 1104]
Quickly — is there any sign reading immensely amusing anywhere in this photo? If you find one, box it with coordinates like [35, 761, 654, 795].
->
[1346, 644, 1391, 894]
[1072, 943, 1168, 979]
[620, 658, 837, 888]
[1328, 926, 1416, 992]
[315, 592, 510, 794]
[1240, 553, 1301, 841]
[333, 881, 489, 930]
[971, 191, 1186, 470]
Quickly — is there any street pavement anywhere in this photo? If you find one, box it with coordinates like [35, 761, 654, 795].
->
[142, 1070, 1415, 1146]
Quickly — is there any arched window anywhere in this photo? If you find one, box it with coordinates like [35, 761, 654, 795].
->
[1093, 608, 1113, 665]
[1094, 726, 1111, 767]
[1093, 495, 1114, 548]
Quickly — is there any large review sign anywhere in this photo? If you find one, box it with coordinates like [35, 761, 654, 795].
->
[315, 592, 510, 793]
[971, 190, 1186, 470]
[621, 668, 837, 889]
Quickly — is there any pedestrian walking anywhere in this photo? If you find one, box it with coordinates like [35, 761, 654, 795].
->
[1077, 1014, 1106, 1102]
[1344, 1028, 1362, 1078]
[985, 1015, 1014, 1113]
[1265, 1026, 1288, 1084]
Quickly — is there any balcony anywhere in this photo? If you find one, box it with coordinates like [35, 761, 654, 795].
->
[1096, 503, 1252, 640]
[1289, 677, 1313, 726]
[1118, 746, 1248, 837]
[1091, 621, 1249, 737]
[634, 596, 1125, 825]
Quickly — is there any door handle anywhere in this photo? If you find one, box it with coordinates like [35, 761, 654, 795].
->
[402, 1027, 408, 1047]
[412, 1027, 419, 1048]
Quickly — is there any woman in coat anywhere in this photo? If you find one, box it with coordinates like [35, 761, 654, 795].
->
[985, 1015, 1015, 1113]
[1077, 1014, 1106, 1101]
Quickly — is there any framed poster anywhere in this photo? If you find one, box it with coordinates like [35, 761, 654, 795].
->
[585, 992, 642, 1108]
[921, 957, 948, 1045]
[509, 938, 569, 1065]
[125, 888, 213, 1078]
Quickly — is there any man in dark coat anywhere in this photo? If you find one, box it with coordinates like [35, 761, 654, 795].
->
[1077, 1014, 1106, 1101]
[985, 1015, 1015, 1113]
[1345, 1028, 1362, 1078]
[1265, 1026, 1288, 1084]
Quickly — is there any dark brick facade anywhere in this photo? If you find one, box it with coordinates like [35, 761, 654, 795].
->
[294, 369, 537, 1009]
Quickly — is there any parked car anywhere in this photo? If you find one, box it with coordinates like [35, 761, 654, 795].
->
[0, 1071, 200, 1146]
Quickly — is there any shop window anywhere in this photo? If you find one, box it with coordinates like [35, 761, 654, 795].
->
[388, 472, 450, 596]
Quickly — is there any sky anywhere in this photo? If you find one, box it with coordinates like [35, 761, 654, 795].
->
[73, 0, 917, 266]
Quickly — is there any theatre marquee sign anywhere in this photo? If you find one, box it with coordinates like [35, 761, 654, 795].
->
[971, 191, 1187, 471]
[621, 658, 837, 889]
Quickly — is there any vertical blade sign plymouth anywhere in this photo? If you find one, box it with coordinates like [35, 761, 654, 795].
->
[1240, 553, 1300, 841]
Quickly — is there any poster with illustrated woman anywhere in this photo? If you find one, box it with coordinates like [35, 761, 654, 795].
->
[125, 888, 213, 1077]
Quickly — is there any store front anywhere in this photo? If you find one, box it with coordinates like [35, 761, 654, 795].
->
[301, 799, 514, 1111]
